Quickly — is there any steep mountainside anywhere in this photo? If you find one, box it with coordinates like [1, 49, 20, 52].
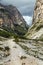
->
[26, 0, 43, 39]
[0, 3, 28, 37]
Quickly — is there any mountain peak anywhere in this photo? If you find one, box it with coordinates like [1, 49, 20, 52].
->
[0, 3, 28, 37]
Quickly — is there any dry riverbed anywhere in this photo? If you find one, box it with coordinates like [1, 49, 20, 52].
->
[0, 38, 43, 65]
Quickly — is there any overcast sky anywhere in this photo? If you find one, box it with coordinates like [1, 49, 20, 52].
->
[0, 0, 36, 16]
[0, 0, 36, 25]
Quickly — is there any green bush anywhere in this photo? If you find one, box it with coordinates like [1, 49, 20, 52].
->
[0, 30, 12, 38]
[20, 56, 27, 60]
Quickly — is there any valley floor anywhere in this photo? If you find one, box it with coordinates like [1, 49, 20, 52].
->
[0, 38, 43, 65]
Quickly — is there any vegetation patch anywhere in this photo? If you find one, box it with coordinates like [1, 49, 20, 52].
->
[0, 29, 12, 38]
[4, 46, 10, 51]
[20, 56, 27, 60]
[19, 45, 30, 51]
[0, 47, 4, 51]
[36, 25, 43, 31]
[22, 63, 25, 65]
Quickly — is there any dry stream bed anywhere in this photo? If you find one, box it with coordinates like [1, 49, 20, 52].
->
[0, 38, 43, 65]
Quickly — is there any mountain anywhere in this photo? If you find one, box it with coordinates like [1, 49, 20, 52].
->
[26, 0, 43, 40]
[0, 3, 28, 37]
[0, 2, 43, 65]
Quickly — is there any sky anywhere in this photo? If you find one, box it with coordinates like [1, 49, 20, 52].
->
[0, 0, 36, 25]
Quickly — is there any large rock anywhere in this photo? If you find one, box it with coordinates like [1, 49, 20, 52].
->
[0, 3, 28, 37]
[26, 0, 43, 39]
[33, 0, 43, 24]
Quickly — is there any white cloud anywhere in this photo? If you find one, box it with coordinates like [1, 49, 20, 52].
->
[23, 16, 32, 26]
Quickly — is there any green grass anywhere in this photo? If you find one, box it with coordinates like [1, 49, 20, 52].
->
[39, 38, 43, 41]
[0, 29, 12, 38]
[0, 28, 28, 42]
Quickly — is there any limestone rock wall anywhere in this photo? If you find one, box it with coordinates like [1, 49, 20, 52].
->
[33, 0, 43, 23]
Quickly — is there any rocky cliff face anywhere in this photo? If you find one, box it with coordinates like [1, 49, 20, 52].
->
[33, 0, 43, 24]
[26, 0, 43, 39]
[0, 3, 28, 37]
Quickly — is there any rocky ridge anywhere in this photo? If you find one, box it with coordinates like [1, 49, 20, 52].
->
[26, 0, 43, 39]
[0, 3, 28, 37]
